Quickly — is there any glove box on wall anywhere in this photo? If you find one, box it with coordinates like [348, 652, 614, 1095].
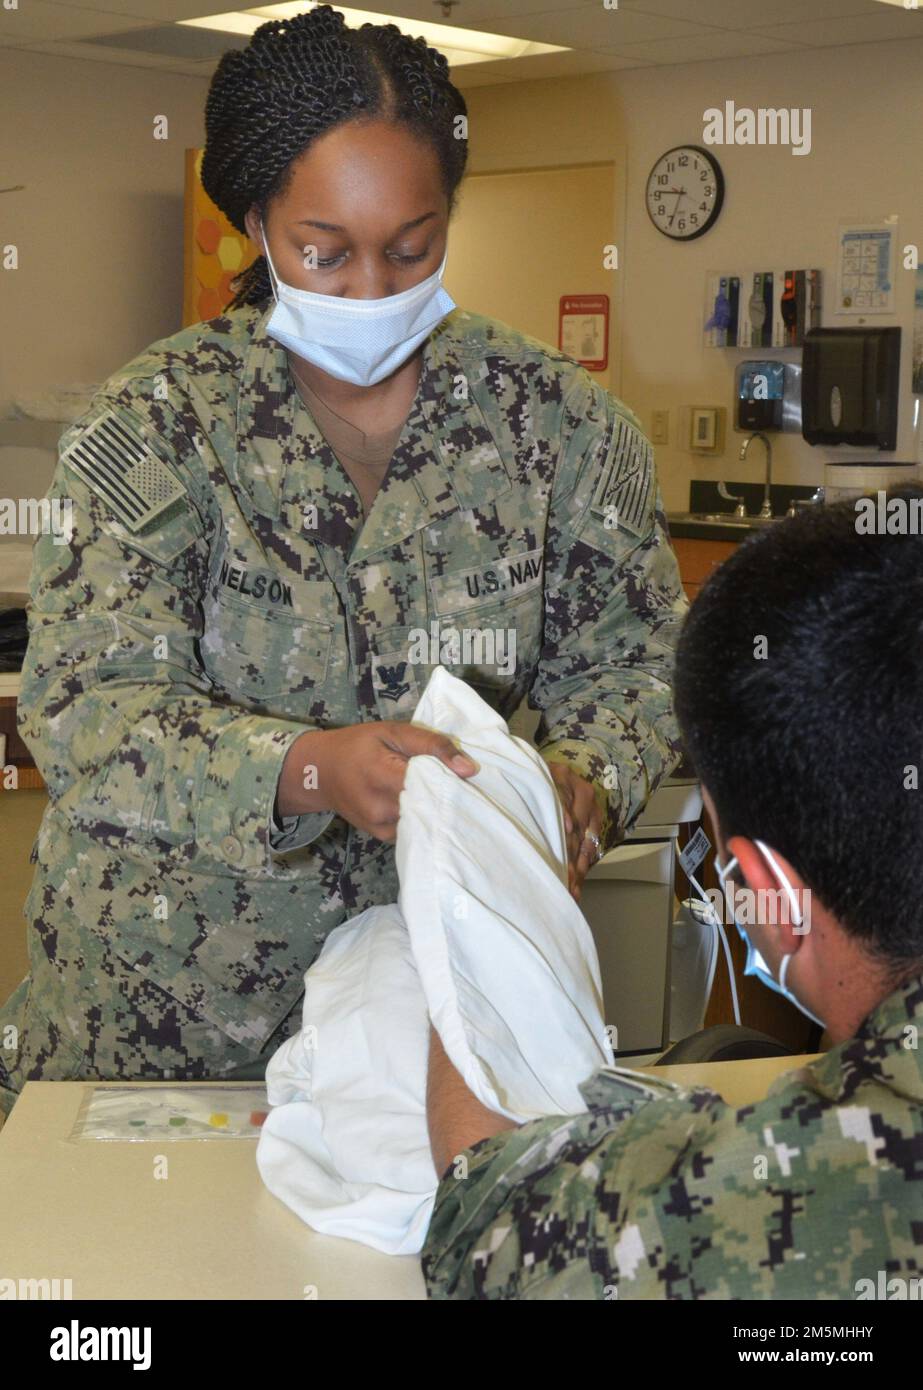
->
[801, 326, 901, 450]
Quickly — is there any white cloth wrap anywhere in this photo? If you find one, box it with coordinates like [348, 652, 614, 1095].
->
[256, 667, 614, 1254]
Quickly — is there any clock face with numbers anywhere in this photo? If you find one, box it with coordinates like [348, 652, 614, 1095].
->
[645, 145, 724, 241]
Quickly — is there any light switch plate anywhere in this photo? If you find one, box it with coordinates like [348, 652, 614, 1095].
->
[689, 405, 725, 453]
[651, 409, 670, 444]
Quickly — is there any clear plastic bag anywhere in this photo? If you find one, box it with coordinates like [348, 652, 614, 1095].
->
[70, 1084, 269, 1141]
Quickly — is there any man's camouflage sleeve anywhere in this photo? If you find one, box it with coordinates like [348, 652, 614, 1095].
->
[530, 375, 689, 849]
[423, 972, 923, 1301]
[422, 1067, 683, 1300]
[17, 382, 333, 877]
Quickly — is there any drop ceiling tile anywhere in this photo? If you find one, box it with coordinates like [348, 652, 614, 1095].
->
[601, 30, 805, 64]
[453, 47, 650, 87]
[752, 9, 923, 45]
[0, 38, 194, 69]
[0, 0, 160, 42]
[18, 0, 228, 19]
[168, 58, 225, 75]
[383, 0, 599, 22]
[618, 0, 880, 26]
[82, 23, 247, 59]
[486, 5, 715, 45]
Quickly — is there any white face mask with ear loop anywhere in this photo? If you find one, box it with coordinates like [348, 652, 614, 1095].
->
[717, 839, 825, 1030]
[258, 217, 456, 387]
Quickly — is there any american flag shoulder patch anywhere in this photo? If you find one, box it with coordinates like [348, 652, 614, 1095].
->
[61, 410, 187, 534]
[589, 415, 654, 539]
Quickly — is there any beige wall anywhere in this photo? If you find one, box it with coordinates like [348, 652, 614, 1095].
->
[4, 37, 922, 513]
[0, 49, 206, 400]
[463, 38, 923, 509]
[0, 48, 208, 504]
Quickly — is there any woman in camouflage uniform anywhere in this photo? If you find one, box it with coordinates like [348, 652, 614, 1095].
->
[0, 5, 686, 1116]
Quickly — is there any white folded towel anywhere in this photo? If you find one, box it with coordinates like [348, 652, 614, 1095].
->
[256, 666, 614, 1254]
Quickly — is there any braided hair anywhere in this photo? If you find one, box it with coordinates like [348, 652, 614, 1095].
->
[201, 4, 468, 308]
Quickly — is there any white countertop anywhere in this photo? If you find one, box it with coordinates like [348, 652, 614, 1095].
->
[0, 1058, 818, 1300]
[0, 1081, 426, 1301]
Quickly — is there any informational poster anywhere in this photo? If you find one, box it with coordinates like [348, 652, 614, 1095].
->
[835, 223, 895, 315]
[559, 294, 609, 371]
[913, 267, 923, 395]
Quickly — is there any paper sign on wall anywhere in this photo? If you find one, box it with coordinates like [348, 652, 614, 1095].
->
[559, 294, 609, 371]
[835, 223, 896, 315]
[912, 267, 923, 394]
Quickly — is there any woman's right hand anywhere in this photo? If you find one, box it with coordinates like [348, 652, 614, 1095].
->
[277, 721, 479, 841]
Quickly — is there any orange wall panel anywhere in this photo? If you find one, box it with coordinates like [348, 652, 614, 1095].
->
[183, 148, 259, 327]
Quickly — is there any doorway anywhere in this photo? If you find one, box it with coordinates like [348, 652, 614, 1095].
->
[445, 162, 617, 392]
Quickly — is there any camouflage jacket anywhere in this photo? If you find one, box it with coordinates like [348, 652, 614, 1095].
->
[422, 970, 923, 1300]
[18, 304, 686, 1046]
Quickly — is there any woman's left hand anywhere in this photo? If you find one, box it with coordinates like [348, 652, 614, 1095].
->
[545, 762, 606, 902]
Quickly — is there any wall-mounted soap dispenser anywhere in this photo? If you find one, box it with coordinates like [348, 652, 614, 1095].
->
[735, 360, 802, 432]
[801, 327, 901, 450]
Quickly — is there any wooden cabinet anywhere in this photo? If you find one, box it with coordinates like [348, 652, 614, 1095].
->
[671, 536, 738, 603]
[0, 684, 43, 790]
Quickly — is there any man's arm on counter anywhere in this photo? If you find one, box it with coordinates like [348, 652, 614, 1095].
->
[426, 1024, 518, 1178]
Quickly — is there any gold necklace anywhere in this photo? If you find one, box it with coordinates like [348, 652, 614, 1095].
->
[290, 357, 413, 437]
[290, 358, 370, 422]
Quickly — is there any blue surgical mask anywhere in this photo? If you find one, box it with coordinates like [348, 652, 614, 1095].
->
[716, 840, 825, 1029]
[259, 218, 456, 387]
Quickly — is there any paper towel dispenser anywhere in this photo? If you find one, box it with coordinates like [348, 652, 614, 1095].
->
[801, 326, 900, 450]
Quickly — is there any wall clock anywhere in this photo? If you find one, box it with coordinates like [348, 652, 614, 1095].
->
[645, 145, 724, 241]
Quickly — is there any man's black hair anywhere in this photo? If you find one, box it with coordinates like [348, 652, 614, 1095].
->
[674, 486, 923, 970]
[200, 4, 468, 308]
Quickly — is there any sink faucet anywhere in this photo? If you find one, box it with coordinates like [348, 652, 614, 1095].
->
[716, 480, 747, 518]
[739, 432, 773, 519]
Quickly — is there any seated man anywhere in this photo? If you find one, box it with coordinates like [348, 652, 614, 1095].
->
[422, 491, 923, 1300]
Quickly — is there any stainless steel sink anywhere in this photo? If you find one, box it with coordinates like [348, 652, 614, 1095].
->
[668, 512, 779, 528]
